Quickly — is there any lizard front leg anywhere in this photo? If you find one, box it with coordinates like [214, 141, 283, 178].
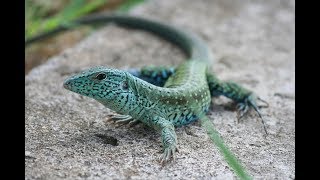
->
[150, 116, 178, 164]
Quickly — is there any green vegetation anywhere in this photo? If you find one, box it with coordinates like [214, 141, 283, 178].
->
[201, 116, 252, 180]
[25, 0, 145, 40]
[117, 0, 145, 12]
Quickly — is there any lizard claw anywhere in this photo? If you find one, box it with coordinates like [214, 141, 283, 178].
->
[236, 102, 249, 122]
[236, 94, 269, 135]
[257, 97, 269, 108]
[128, 120, 141, 127]
[106, 114, 139, 127]
[158, 145, 177, 165]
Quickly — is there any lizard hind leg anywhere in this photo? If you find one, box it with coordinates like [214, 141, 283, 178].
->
[207, 73, 269, 134]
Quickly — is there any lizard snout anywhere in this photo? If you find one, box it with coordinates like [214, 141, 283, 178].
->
[63, 79, 72, 90]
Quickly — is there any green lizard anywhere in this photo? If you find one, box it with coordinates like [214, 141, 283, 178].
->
[27, 14, 268, 164]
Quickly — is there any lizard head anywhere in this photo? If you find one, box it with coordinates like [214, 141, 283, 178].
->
[63, 66, 137, 113]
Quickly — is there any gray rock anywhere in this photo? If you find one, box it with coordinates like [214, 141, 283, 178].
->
[25, 0, 295, 179]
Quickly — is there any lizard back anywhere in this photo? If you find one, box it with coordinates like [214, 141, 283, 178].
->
[60, 14, 213, 127]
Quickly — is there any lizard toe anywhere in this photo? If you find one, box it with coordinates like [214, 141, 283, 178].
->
[159, 146, 177, 165]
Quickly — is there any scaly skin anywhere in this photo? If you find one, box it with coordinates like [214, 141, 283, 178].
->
[58, 14, 267, 164]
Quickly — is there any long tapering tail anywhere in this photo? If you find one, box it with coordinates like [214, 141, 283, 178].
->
[25, 13, 212, 64]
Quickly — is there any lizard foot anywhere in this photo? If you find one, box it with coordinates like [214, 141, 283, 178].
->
[236, 94, 269, 135]
[106, 114, 140, 127]
[158, 145, 178, 165]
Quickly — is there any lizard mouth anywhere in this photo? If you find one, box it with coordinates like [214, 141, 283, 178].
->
[63, 79, 72, 90]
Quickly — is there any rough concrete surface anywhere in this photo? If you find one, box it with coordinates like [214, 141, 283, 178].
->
[25, 0, 295, 179]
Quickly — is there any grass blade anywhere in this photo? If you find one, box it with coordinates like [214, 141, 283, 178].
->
[117, 0, 145, 13]
[201, 116, 252, 180]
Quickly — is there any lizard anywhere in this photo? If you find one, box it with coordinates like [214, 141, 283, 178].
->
[27, 13, 268, 164]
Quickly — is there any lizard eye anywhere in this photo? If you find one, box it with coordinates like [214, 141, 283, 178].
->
[96, 73, 106, 80]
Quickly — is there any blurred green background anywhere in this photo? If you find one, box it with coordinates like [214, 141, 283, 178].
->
[25, 0, 145, 74]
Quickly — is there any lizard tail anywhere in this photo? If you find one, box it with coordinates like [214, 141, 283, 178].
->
[25, 13, 213, 65]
